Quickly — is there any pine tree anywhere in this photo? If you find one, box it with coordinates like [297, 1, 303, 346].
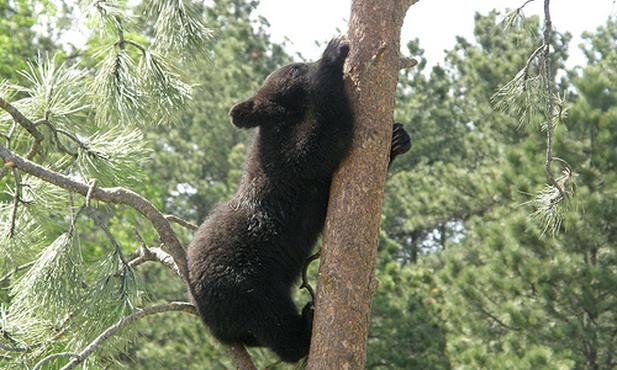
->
[0, 0, 212, 368]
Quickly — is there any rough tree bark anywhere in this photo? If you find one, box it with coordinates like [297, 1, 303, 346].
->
[307, 0, 416, 368]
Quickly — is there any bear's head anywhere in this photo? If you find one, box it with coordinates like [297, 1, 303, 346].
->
[228, 36, 349, 129]
[228, 62, 313, 129]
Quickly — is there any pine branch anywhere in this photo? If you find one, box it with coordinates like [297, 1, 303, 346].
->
[0, 261, 35, 284]
[541, 0, 560, 194]
[1, 118, 257, 370]
[0, 95, 43, 159]
[81, 180, 130, 266]
[1, 312, 74, 354]
[37, 119, 88, 157]
[31, 302, 197, 370]
[531, 0, 574, 234]
[0, 144, 188, 283]
[493, 0, 574, 234]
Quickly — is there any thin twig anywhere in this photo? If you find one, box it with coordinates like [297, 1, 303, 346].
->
[69, 179, 97, 234]
[131, 226, 148, 250]
[83, 180, 130, 266]
[0, 341, 28, 352]
[300, 250, 321, 302]
[518, 0, 538, 11]
[128, 245, 181, 276]
[127, 227, 181, 274]
[33, 353, 80, 370]
[0, 96, 44, 146]
[124, 39, 148, 55]
[165, 214, 199, 231]
[38, 119, 88, 157]
[8, 168, 20, 239]
[522, 44, 546, 85]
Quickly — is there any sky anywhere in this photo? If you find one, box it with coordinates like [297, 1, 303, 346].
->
[255, 0, 617, 68]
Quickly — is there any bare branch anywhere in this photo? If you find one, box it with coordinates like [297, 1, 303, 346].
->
[522, 44, 546, 84]
[124, 39, 148, 55]
[80, 180, 130, 266]
[223, 343, 258, 370]
[399, 56, 418, 70]
[37, 120, 87, 157]
[128, 245, 181, 276]
[33, 353, 80, 370]
[0, 341, 28, 352]
[0, 144, 189, 282]
[541, 0, 558, 184]
[166, 214, 199, 231]
[518, 0, 538, 11]
[300, 250, 321, 302]
[539, 0, 573, 209]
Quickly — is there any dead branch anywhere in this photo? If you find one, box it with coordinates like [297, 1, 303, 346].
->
[399, 56, 418, 70]
[166, 214, 199, 231]
[128, 245, 181, 276]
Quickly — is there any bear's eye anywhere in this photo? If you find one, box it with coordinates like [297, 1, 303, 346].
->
[290, 65, 305, 78]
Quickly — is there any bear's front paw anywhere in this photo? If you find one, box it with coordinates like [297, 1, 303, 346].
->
[390, 122, 412, 164]
[323, 35, 350, 65]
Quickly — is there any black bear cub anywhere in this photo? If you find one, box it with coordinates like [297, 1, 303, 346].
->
[187, 36, 411, 363]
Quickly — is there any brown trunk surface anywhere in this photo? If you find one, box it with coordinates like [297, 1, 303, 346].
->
[306, 1, 414, 369]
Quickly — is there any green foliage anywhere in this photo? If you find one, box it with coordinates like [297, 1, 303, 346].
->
[0, 0, 37, 81]
[141, 0, 291, 223]
[367, 259, 450, 369]
[0, 0, 212, 367]
[381, 10, 617, 370]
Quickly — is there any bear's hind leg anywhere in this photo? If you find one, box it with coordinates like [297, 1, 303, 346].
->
[251, 295, 314, 363]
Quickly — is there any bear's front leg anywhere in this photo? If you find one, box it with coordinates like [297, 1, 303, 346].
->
[389, 122, 412, 165]
[320, 35, 350, 70]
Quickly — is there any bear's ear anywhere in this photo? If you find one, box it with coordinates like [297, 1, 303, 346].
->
[229, 99, 286, 129]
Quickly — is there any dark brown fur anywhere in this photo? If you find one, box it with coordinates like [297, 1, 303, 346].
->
[186, 36, 410, 363]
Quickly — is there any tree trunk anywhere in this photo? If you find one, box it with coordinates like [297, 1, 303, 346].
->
[307, 1, 415, 368]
